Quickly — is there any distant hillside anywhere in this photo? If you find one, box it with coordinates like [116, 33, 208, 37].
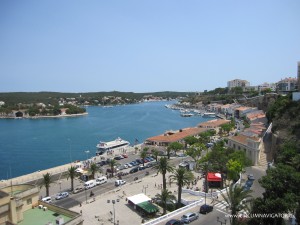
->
[0, 91, 193, 105]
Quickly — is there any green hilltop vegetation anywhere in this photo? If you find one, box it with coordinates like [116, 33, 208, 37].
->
[0, 91, 192, 106]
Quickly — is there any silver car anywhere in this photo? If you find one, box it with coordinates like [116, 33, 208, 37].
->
[181, 212, 198, 223]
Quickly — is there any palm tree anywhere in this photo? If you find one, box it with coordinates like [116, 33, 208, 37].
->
[140, 149, 148, 166]
[89, 163, 101, 179]
[155, 189, 176, 215]
[155, 157, 174, 190]
[67, 166, 77, 191]
[109, 159, 117, 177]
[221, 184, 253, 225]
[40, 172, 53, 197]
[169, 167, 194, 209]
[151, 149, 159, 162]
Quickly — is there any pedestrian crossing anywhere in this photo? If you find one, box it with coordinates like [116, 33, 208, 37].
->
[214, 201, 248, 217]
[214, 201, 229, 211]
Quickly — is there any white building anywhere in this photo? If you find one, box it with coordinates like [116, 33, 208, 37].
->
[227, 79, 250, 89]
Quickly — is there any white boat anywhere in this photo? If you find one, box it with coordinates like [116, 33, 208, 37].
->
[180, 113, 194, 117]
[96, 137, 130, 155]
[202, 112, 216, 118]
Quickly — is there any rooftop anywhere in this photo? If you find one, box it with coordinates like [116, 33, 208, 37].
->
[146, 127, 208, 143]
[18, 207, 72, 225]
[228, 134, 260, 145]
[198, 119, 231, 128]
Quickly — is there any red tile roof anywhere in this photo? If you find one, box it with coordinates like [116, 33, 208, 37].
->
[228, 134, 260, 145]
[146, 127, 208, 143]
[198, 119, 231, 128]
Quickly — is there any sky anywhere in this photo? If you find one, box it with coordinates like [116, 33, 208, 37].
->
[0, 0, 299, 93]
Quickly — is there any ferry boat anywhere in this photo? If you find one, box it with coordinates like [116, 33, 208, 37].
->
[202, 112, 216, 118]
[96, 137, 130, 155]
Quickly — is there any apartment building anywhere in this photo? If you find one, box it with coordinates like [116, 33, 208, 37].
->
[227, 134, 261, 165]
[227, 79, 250, 89]
[277, 77, 297, 92]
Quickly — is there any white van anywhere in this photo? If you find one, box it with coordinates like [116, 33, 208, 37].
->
[96, 176, 107, 185]
[84, 180, 96, 189]
[41, 196, 52, 203]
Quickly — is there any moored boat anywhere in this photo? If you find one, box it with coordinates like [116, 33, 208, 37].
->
[202, 112, 216, 118]
[96, 137, 130, 155]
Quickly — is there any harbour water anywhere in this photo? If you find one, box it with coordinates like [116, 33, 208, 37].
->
[0, 101, 212, 179]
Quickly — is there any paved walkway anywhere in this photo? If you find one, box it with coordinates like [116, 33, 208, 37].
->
[70, 171, 208, 225]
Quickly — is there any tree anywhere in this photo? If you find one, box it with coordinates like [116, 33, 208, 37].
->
[155, 189, 177, 215]
[140, 148, 148, 167]
[151, 149, 159, 162]
[169, 167, 194, 209]
[226, 159, 243, 181]
[89, 163, 101, 179]
[184, 136, 198, 148]
[221, 184, 252, 225]
[167, 142, 183, 159]
[109, 159, 117, 177]
[40, 173, 53, 197]
[67, 166, 77, 192]
[186, 143, 206, 170]
[155, 157, 174, 190]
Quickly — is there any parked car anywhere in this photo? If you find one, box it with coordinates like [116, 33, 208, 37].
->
[136, 159, 143, 164]
[181, 212, 199, 223]
[73, 187, 84, 194]
[115, 180, 126, 186]
[165, 219, 184, 225]
[199, 204, 213, 214]
[247, 174, 255, 180]
[122, 154, 128, 158]
[130, 167, 139, 173]
[56, 192, 69, 200]
[139, 165, 146, 170]
[125, 163, 132, 168]
[114, 155, 123, 160]
[42, 196, 52, 203]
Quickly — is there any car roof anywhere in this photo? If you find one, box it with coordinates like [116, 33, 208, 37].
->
[183, 212, 195, 216]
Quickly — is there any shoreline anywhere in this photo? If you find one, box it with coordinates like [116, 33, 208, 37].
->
[0, 112, 88, 119]
[0, 144, 142, 188]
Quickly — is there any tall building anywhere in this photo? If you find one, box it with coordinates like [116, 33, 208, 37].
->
[227, 79, 250, 89]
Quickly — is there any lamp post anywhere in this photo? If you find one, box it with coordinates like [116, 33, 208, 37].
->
[59, 181, 62, 192]
[84, 188, 88, 204]
[143, 185, 149, 195]
[217, 216, 227, 225]
[107, 199, 119, 225]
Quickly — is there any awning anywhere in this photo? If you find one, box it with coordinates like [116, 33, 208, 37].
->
[137, 201, 159, 214]
[127, 193, 151, 205]
[207, 172, 222, 182]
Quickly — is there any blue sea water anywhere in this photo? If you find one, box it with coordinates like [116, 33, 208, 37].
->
[0, 101, 211, 179]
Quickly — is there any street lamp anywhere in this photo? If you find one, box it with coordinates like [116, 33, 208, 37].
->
[217, 216, 227, 225]
[107, 199, 120, 225]
[143, 185, 149, 195]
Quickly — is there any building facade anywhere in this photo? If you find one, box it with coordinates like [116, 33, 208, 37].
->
[227, 79, 250, 89]
[227, 134, 261, 165]
[277, 77, 297, 92]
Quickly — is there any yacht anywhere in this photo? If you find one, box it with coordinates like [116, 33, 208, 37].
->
[96, 137, 130, 155]
[202, 112, 216, 118]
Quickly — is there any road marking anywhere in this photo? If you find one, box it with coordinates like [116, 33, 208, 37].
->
[216, 208, 229, 215]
